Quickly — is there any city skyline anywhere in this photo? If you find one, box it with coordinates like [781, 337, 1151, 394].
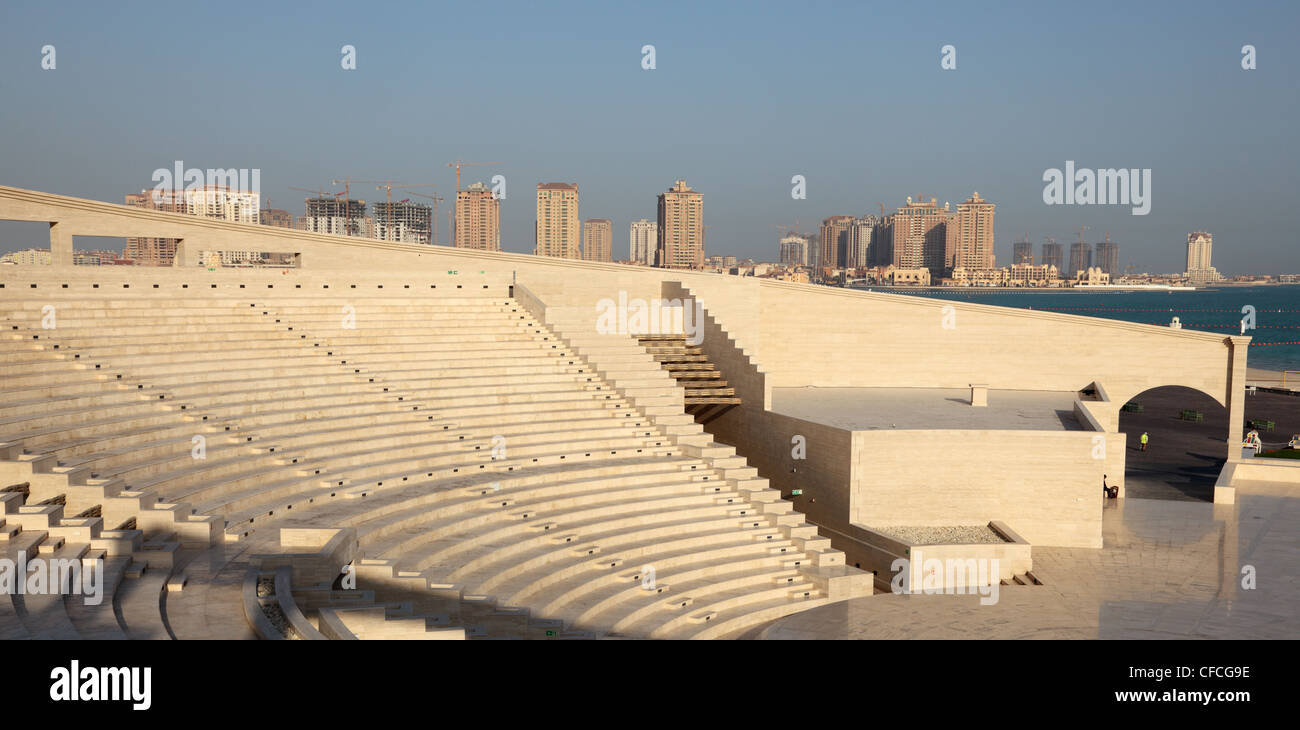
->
[2, 164, 1290, 277]
[0, 179, 1284, 278]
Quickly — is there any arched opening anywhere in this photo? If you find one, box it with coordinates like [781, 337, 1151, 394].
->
[1118, 385, 1227, 502]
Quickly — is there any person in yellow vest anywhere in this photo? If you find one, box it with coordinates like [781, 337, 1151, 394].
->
[1140, 432, 1149, 452]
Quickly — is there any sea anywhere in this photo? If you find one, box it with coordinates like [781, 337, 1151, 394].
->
[862, 284, 1300, 374]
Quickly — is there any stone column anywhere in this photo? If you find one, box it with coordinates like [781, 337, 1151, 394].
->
[1223, 336, 1249, 463]
[49, 221, 73, 267]
[172, 238, 201, 267]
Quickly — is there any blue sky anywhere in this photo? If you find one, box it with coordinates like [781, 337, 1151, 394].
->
[1, 0, 1297, 273]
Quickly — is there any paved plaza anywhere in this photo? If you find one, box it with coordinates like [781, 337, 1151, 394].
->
[758, 480, 1299, 639]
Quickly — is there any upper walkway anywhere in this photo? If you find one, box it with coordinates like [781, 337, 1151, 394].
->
[770, 387, 1085, 432]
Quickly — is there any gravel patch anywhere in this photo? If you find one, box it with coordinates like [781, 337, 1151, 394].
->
[873, 525, 1008, 545]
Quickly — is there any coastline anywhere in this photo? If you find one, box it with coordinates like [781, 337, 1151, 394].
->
[849, 283, 1300, 293]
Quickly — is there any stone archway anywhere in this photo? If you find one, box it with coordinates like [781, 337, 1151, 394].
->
[1118, 385, 1228, 502]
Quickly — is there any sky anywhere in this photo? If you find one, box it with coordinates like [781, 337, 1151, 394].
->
[1, 0, 1297, 274]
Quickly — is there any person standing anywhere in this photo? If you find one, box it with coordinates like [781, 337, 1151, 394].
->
[1140, 432, 1149, 452]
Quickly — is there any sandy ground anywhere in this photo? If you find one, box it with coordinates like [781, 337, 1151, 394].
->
[1247, 366, 1299, 389]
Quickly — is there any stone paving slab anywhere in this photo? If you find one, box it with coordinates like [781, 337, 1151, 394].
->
[759, 481, 1300, 639]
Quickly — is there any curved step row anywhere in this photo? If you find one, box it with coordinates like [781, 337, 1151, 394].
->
[0, 283, 862, 639]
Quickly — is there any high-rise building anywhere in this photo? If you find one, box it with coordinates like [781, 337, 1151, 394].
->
[124, 189, 185, 266]
[582, 218, 613, 262]
[455, 182, 501, 251]
[952, 192, 996, 270]
[1013, 238, 1034, 266]
[779, 234, 809, 267]
[373, 200, 433, 244]
[1095, 234, 1120, 276]
[184, 186, 259, 224]
[1041, 240, 1063, 276]
[301, 197, 367, 238]
[191, 186, 261, 265]
[1186, 231, 1213, 271]
[535, 183, 580, 259]
[818, 216, 855, 269]
[1069, 242, 1092, 278]
[657, 180, 703, 270]
[847, 216, 879, 268]
[1185, 231, 1220, 283]
[123, 185, 259, 266]
[630, 219, 657, 265]
[882, 196, 955, 272]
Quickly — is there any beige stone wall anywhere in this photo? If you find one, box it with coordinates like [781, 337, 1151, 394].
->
[1074, 389, 1128, 498]
[846, 524, 1033, 591]
[671, 283, 1116, 549]
[752, 280, 1236, 403]
[653, 279, 1231, 549]
[1229, 457, 1300, 484]
[851, 429, 1114, 548]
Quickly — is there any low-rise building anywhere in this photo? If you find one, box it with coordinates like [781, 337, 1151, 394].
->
[1008, 263, 1059, 287]
[883, 266, 931, 286]
[1, 248, 52, 265]
[1074, 266, 1111, 286]
[949, 267, 1009, 287]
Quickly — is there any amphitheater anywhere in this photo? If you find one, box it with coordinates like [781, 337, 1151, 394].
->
[0, 185, 1287, 641]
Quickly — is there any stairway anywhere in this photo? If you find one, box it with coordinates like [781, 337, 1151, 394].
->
[636, 335, 740, 408]
[1004, 571, 1043, 586]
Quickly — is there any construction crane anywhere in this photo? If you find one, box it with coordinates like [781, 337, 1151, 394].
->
[877, 202, 885, 217]
[329, 178, 355, 204]
[1077, 225, 1090, 244]
[329, 178, 369, 236]
[351, 181, 438, 207]
[446, 160, 502, 192]
[405, 191, 445, 246]
[364, 180, 410, 207]
[289, 186, 337, 199]
[289, 186, 342, 213]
